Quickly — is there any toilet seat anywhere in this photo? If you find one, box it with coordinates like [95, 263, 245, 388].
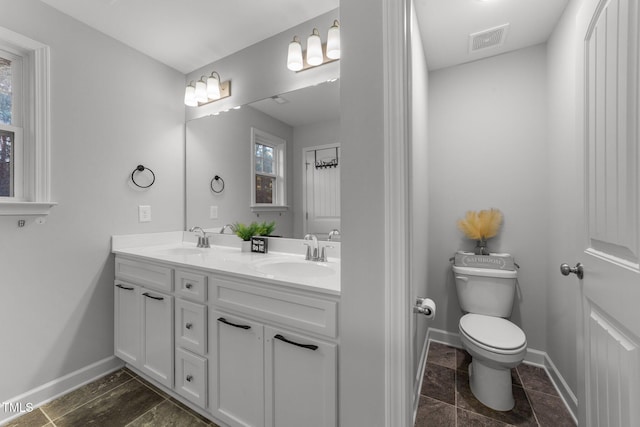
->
[459, 314, 526, 355]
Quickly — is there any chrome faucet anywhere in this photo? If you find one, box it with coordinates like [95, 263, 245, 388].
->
[189, 226, 210, 248]
[328, 229, 341, 241]
[303, 234, 319, 261]
[219, 224, 236, 234]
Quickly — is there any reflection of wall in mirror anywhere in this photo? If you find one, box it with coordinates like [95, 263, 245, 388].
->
[186, 106, 293, 235]
[186, 108, 340, 239]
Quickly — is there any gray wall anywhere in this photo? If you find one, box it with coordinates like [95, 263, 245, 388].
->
[428, 45, 549, 351]
[0, 0, 185, 403]
[186, 106, 294, 235]
[545, 0, 582, 394]
[410, 0, 430, 398]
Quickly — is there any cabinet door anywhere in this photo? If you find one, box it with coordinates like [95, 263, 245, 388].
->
[210, 310, 264, 427]
[141, 289, 174, 388]
[114, 281, 140, 365]
[264, 327, 337, 427]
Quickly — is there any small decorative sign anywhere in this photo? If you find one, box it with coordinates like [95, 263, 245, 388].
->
[251, 236, 269, 254]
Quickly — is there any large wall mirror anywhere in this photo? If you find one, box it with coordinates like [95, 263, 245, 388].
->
[186, 79, 340, 239]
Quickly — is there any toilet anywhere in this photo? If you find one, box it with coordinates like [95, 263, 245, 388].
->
[453, 265, 527, 411]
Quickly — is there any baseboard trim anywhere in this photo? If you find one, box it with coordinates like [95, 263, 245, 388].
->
[421, 328, 578, 424]
[412, 332, 430, 424]
[0, 356, 123, 425]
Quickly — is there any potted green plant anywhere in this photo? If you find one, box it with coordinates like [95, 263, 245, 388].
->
[234, 222, 258, 251]
[256, 221, 276, 236]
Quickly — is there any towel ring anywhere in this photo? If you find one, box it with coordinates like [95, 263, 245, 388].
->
[210, 175, 225, 193]
[131, 165, 155, 188]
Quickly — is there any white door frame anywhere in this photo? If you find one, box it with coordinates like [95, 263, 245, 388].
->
[302, 142, 341, 237]
[382, 0, 413, 425]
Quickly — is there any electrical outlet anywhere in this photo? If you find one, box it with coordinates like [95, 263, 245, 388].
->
[210, 206, 218, 219]
[138, 205, 151, 222]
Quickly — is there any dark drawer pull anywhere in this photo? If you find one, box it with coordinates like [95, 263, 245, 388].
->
[116, 284, 134, 291]
[274, 334, 318, 351]
[142, 292, 164, 301]
[185, 283, 193, 289]
[217, 317, 251, 330]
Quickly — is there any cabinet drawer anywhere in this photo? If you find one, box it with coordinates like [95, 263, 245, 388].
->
[176, 299, 207, 355]
[115, 257, 173, 292]
[175, 270, 207, 302]
[211, 278, 337, 338]
[175, 348, 207, 408]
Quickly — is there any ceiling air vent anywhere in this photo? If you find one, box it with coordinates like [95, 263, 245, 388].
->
[469, 23, 510, 53]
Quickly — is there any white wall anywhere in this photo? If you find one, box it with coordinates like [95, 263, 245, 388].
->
[291, 118, 340, 238]
[186, 106, 294, 236]
[409, 0, 430, 403]
[339, 0, 388, 424]
[0, 0, 185, 408]
[545, 0, 582, 394]
[428, 45, 549, 351]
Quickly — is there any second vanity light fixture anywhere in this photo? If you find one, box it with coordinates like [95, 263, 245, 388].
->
[287, 20, 340, 72]
[184, 71, 231, 107]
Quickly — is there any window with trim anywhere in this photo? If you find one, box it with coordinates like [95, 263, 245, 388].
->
[250, 127, 287, 211]
[0, 26, 54, 215]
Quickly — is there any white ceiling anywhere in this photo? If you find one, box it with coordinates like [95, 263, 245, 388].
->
[40, 0, 339, 74]
[416, 0, 570, 70]
[40, 0, 569, 75]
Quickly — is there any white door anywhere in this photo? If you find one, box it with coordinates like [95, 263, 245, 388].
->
[303, 144, 340, 239]
[575, 0, 640, 425]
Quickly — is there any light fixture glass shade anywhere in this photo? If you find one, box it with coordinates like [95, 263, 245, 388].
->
[194, 78, 208, 103]
[207, 72, 221, 100]
[287, 37, 303, 71]
[306, 28, 323, 66]
[184, 82, 197, 107]
[326, 20, 341, 59]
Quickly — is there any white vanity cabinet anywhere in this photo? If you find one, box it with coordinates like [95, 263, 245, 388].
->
[174, 269, 209, 408]
[114, 257, 174, 388]
[209, 276, 338, 427]
[140, 287, 174, 388]
[113, 252, 339, 427]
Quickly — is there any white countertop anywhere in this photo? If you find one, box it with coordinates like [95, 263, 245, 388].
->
[112, 232, 340, 296]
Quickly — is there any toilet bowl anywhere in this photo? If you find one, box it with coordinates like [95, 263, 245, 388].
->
[459, 313, 527, 411]
[452, 264, 527, 411]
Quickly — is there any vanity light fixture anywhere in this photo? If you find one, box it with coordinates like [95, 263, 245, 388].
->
[286, 20, 341, 72]
[184, 81, 197, 107]
[184, 71, 232, 107]
[326, 20, 341, 59]
[306, 28, 323, 66]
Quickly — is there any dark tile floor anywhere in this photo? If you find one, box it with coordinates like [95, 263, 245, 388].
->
[5, 368, 219, 427]
[416, 341, 577, 427]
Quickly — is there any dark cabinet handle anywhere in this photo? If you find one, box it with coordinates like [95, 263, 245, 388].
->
[217, 317, 251, 330]
[274, 334, 318, 351]
[186, 375, 193, 382]
[185, 323, 193, 330]
[142, 292, 164, 301]
[185, 283, 193, 289]
[116, 284, 134, 291]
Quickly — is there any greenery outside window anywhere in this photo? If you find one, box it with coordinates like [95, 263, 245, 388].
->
[250, 127, 287, 211]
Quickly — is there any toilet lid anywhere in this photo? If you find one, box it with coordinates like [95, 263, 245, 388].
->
[459, 314, 526, 350]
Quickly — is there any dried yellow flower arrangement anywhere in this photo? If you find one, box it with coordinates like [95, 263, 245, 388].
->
[457, 208, 503, 255]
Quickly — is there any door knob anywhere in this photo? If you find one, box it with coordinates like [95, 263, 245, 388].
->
[560, 262, 584, 280]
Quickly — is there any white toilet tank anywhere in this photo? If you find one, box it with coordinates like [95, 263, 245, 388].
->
[453, 265, 517, 317]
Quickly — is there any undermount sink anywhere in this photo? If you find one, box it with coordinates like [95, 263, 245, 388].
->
[154, 247, 206, 256]
[251, 259, 336, 278]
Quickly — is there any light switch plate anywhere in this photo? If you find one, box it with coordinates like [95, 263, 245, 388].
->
[210, 206, 218, 219]
[138, 205, 151, 222]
